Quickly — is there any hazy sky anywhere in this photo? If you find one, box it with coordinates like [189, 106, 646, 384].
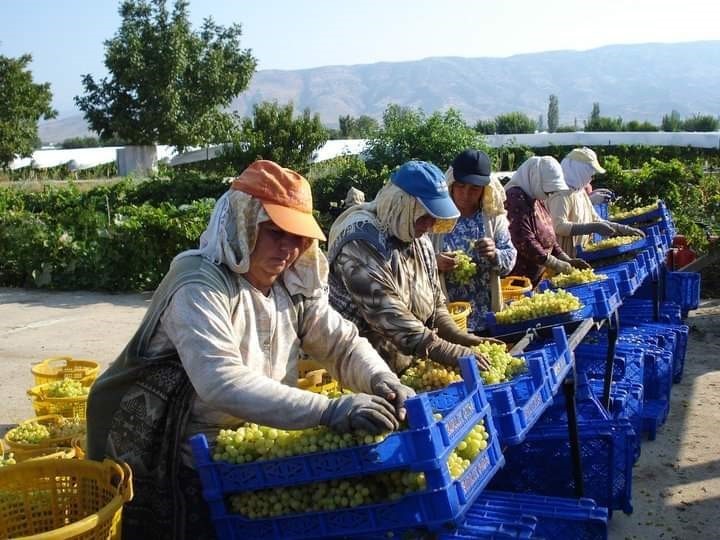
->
[1, 0, 719, 116]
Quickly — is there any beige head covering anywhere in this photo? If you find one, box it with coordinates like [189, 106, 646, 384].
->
[175, 189, 328, 297]
[343, 187, 366, 207]
[504, 156, 570, 201]
[445, 166, 507, 218]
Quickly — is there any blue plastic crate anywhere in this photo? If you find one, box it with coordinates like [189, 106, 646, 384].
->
[488, 419, 635, 516]
[664, 271, 701, 313]
[535, 373, 611, 428]
[593, 203, 609, 221]
[619, 299, 683, 324]
[523, 326, 573, 396]
[484, 354, 554, 446]
[612, 201, 670, 226]
[588, 379, 643, 462]
[596, 263, 642, 299]
[474, 492, 609, 540]
[574, 341, 645, 387]
[641, 399, 670, 441]
[486, 303, 593, 338]
[537, 277, 623, 320]
[191, 358, 507, 539]
[640, 346, 673, 404]
[632, 322, 689, 383]
[576, 236, 649, 262]
[438, 509, 538, 539]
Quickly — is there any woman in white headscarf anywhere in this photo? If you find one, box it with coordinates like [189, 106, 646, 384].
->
[328, 160, 496, 375]
[548, 147, 645, 255]
[86, 160, 414, 539]
[504, 156, 591, 286]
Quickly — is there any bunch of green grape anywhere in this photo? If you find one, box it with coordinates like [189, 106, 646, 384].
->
[400, 359, 463, 391]
[214, 423, 390, 464]
[447, 421, 489, 479]
[495, 290, 582, 325]
[472, 342, 527, 385]
[6, 422, 51, 445]
[49, 417, 86, 439]
[583, 235, 643, 252]
[549, 268, 607, 288]
[44, 379, 89, 398]
[448, 251, 477, 285]
[610, 201, 659, 220]
[0, 453, 17, 467]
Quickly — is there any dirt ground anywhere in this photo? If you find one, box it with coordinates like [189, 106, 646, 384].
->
[0, 286, 718, 539]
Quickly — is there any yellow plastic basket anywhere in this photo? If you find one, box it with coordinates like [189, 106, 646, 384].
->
[3, 415, 86, 461]
[0, 458, 133, 539]
[27, 380, 93, 420]
[298, 358, 324, 378]
[501, 276, 533, 303]
[31, 356, 100, 387]
[447, 301, 472, 331]
[297, 369, 341, 395]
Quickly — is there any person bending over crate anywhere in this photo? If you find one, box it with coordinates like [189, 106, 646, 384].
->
[546, 147, 645, 256]
[431, 149, 517, 334]
[86, 160, 415, 540]
[328, 160, 498, 375]
[504, 156, 592, 287]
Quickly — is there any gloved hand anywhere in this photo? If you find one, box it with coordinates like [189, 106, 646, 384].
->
[569, 221, 616, 237]
[435, 308, 481, 347]
[545, 254, 573, 274]
[427, 338, 491, 371]
[436, 252, 458, 273]
[609, 222, 646, 238]
[370, 372, 416, 422]
[320, 393, 399, 434]
[569, 258, 592, 270]
[589, 188, 614, 205]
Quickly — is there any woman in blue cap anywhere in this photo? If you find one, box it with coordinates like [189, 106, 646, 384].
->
[328, 160, 494, 374]
[432, 149, 517, 333]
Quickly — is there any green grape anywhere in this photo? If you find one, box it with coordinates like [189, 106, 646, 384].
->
[583, 235, 643, 252]
[610, 201, 659, 220]
[448, 251, 477, 285]
[549, 268, 607, 288]
[43, 379, 89, 398]
[447, 421, 489, 479]
[472, 342, 527, 385]
[48, 417, 86, 439]
[400, 359, 462, 391]
[494, 289, 582, 325]
[7, 422, 51, 445]
[0, 452, 16, 467]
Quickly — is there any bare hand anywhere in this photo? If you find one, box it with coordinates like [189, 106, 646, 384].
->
[474, 352, 491, 371]
[475, 238, 497, 262]
[436, 252, 458, 272]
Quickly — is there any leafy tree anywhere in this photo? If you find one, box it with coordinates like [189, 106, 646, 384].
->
[223, 101, 328, 174]
[368, 105, 485, 170]
[537, 114, 545, 132]
[338, 115, 379, 138]
[494, 112, 536, 134]
[556, 125, 577, 132]
[547, 94, 559, 132]
[475, 118, 497, 135]
[0, 54, 57, 165]
[75, 0, 256, 149]
[682, 114, 719, 132]
[623, 120, 658, 132]
[661, 110, 683, 132]
[585, 103, 623, 131]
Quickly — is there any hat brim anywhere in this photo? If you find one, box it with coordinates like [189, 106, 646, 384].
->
[455, 172, 491, 187]
[416, 196, 460, 220]
[590, 162, 606, 175]
[262, 202, 326, 241]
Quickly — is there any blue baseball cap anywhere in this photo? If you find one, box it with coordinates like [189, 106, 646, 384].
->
[390, 161, 460, 219]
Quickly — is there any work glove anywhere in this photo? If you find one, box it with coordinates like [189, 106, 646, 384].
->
[370, 372, 416, 422]
[544, 254, 573, 274]
[609, 222, 646, 238]
[435, 308, 481, 347]
[589, 188, 614, 205]
[427, 338, 491, 371]
[569, 258, 592, 270]
[320, 393, 399, 434]
[569, 221, 616, 237]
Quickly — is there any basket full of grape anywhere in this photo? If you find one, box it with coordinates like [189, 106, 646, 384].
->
[27, 378, 93, 419]
[190, 357, 505, 538]
[3, 414, 86, 460]
[576, 235, 647, 262]
[539, 269, 622, 320]
[485, 290, 592, 336]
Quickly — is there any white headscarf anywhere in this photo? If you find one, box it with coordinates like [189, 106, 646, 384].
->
[175, 190, 328, 297]
[561, 157, 596, 191]
[503, 156, 569, 201]
[328, 182, 429, 247]
[445, 166, 507, 218]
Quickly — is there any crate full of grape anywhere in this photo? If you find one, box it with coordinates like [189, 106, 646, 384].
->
[576, 235, 648, 262]
[611, 200, 673, 228]
[27, 379, 92, 420]
[593, 258, 644, 299]
[191, 358, 505, 538]
[539, 270, 622, 320]
[400, 343, 553, 446]
[485, 290, 592, 337]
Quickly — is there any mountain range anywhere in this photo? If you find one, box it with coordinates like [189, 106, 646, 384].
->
[40, 40, 720, 143]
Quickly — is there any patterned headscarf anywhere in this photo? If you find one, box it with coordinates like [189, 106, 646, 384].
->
[174, 189, 328, 297]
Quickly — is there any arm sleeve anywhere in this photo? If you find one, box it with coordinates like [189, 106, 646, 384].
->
[506, 191, 552, 265]
[492, 215, 517, 276]
[161, 284, 330, 430]
[299, 294, 393, 394]
[334, 241, 436, 357]
[547, 192, 575, 237]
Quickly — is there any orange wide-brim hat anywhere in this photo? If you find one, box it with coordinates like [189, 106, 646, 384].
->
[231, 160, 326, 241]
